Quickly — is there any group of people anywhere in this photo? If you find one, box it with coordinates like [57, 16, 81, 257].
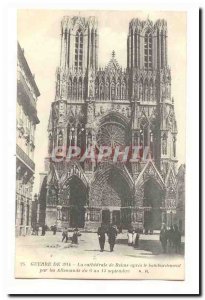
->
[97, 224, 118, 252]
[32, 224, 48, 236]
[127, 228, 140, 248]
[62, 227, 81, 245]
[160, 224, 181, 254]
[32, 222, 182, 255]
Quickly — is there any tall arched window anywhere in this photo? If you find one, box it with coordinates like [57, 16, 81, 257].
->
[144, 30, 152, 70]
[111, 82, 115, 100]
[99, 83, 104, 100]
[75, 29, 83, 69]
[122, 82, 126, 99]
[105, 82, 109, 100]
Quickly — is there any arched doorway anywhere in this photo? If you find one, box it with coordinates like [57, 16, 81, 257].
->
[68, 176, 87, 228]
[143, 179, 164, 230]
[91, 165, 133, 228]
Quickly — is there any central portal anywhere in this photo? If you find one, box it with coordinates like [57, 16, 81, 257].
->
[91, 166, 133, 228]
[102, 210, 110, 224]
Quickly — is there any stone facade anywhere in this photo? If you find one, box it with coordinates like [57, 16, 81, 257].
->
[176, 164, 185, 234]
[16, 42, 40, 236]
[41, 16, 181, 231]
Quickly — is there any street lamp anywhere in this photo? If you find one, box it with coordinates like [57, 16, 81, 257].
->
[34, 193, 39, 227]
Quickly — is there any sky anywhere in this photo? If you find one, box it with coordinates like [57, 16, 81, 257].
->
[17, 10, 186, 194]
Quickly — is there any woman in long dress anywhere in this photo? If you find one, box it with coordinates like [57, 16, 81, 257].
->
[133, 229, 140, 248]
[127, 229, 133, 246]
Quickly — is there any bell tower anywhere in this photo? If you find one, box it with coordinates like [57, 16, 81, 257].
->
[127, 18, 177, 176]
[60, 16, 98, 71]
[127, 18, 167, 70]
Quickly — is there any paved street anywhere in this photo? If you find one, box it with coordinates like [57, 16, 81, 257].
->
[16, 231, 184, 259]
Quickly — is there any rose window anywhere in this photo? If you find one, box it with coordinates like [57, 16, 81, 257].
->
[96, 123, 126, 147]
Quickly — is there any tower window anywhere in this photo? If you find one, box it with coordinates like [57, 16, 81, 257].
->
[75, 29, 83, 68]
[144, 30, 152, 70]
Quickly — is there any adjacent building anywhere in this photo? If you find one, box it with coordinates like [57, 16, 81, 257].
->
[39, 16, 182, 231]
[16, 42, 40, 236]
[176, 164, 185, 234]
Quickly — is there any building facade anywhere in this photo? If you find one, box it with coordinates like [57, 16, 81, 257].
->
[42, 16, 179, 231]
[176, 164, 185, 234]
[16, 43, 40, 236]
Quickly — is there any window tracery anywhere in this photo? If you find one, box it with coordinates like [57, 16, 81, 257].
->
[75, 29, 83, 69]
[144, 30, 152, 70]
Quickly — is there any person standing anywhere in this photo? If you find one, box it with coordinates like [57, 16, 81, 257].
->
[62, 227, 68, 243]
[53, 224, 57, 235]
[160, 224, 168, 253]
[127, 228, 134, 246]
[133, 229, 140, 248]
[41, 224, 46, 236]
[35, 224, 39, 236]
[97, 224, 106, 252]
[173, 224, 181, 254]
[72, 228, 80, 244]
[107, 224, 118, 252]
[167, 225, 174, 249]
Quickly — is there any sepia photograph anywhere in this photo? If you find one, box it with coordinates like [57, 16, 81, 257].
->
[15, 9, 186, 280]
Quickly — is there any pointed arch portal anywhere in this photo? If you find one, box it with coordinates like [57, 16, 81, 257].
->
[66, 175, 87, 228]
[90, 165, 134, 228]
[143, 179, 164, 230]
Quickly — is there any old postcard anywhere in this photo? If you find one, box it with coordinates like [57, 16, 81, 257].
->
[15, 9, 186, 280]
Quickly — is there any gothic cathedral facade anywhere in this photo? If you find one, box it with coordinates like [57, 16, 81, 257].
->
[43, 16, 178, 231]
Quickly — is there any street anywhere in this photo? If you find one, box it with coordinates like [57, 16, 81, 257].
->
[16, 231, 184, 258]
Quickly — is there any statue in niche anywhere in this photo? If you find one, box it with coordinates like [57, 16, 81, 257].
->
[139, 83, 143, 100]
[87, 103, 93, 122]
[58, 131, 63, 147]
[144, 84, 148, 101]
[95, 86, 99, 98]
[150, 85, 153, 101]
[87, 132, 92, 147]
[89, 75, 94, 98]
[100, 106, 104, 114]
[134, 133, 138, 146]
[126, 107, 130, 117]
[99, 85, 104, 100]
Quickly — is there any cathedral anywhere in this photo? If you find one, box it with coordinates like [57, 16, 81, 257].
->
[40, 16, 179, 231]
